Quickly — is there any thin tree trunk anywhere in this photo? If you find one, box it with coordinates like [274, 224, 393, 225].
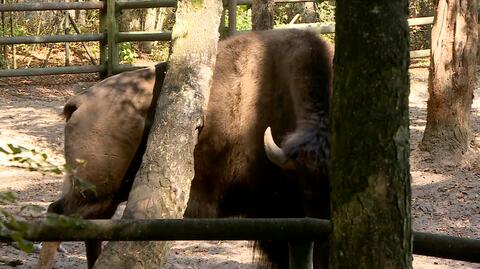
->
[330, 1, 412, 268]
[139, 7, 156, 53]
[91, 0, 223, 268]
[252, 0, 274, 30]
[420, 0, 478, 164]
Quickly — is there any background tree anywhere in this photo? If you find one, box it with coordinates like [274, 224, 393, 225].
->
[252, 0, 274, 30]
[408, 0, 434, 52]
[420, 0, 478, 164]
[118, 1, 172, 53]
[91, 0, 223, 267]
[330, 0, 412, 268]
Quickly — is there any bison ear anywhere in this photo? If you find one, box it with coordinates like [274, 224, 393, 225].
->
[264, 127, 295, 169]
[62, 102, 78, 121]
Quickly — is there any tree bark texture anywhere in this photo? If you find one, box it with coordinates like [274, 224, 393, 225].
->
[139, 7, 157, 53]
[252, 0, 274, 30]
[330, 1, 412, 269]
[420, 0, 478, 163]
[92, 0, 223, 267]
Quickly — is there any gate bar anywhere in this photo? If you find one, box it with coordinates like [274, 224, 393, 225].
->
[0, 33, 106, 45]
[116, 0, 177, 9]
[0, 65, 105, 77]
[0, 2, 104, 12]
[116, 32, 172, 42]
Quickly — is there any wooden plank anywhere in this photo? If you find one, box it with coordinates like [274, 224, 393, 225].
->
[410, 49, 430, 58]
[408, 16, 434, 27]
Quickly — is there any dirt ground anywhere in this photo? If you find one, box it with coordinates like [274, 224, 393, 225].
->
[0, 67, 479, 269]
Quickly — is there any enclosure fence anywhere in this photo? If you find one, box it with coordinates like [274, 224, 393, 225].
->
[0, 0, 433, 78]
[1, 218, 479, 268]
[0, 2, 478, 268]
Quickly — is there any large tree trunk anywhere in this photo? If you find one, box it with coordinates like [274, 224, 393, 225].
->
[420, 0, 478, 164]
[330, 1, 412, 268]
[91, 0, 223, 268]
[252, 0, 274, 30]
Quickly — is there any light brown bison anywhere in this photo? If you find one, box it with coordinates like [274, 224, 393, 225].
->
[38, 29, 333, 269]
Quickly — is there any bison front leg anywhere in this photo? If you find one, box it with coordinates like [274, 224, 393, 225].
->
[36, 241, 61, 269]
[86, 240, 102, 268]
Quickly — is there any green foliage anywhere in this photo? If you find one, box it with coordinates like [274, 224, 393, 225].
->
[236, 6, 252, 31]
[274, 3, 300, 25]
[119, 42, 138, 64]
[149, 43, 170, 62]
[71, 170, 97, 197]
[0, 53, 7, 68]
[0, 191, 17, 205]
[408, 0, 433, 50]
[45, 212, 86, 228]
[223, 6, 252, 32]
[0, 144, 96, 253]
[317, 1, 335, 24]
[191, 0, 204, 9]
[0, 191, 35, 253]
[0, 143, 63, 174]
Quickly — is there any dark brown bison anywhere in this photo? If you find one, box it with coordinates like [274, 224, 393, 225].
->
[38, 29, 333, 269]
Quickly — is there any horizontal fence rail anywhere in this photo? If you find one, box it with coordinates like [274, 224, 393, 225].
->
[0, 2, 104, 12]
[408, 16, 435, 26]
[1, 218, 479, 263]
[0, 0, 434, 78]
[0, 65, 106, 77]
[116, 0, 177, 9]
[0, 33, 106, 45]
[116, 32, 172, 42]
[279, 23, 335, 33]
[237, 0, 317, 4]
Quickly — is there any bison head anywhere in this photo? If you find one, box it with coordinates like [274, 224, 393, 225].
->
[264, 125, 330, 218]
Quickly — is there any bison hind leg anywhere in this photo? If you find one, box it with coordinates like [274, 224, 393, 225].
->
[46, 197, 65, 215]
[254, 239, 329, 269]
[36, 241, 61, 269]
[254, 240, 289, 269]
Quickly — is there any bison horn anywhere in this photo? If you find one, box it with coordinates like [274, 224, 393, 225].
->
[264, 127, 292, 168]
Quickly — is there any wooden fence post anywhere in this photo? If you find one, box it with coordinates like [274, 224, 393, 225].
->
[99, 0, 107, 77]
[228, 0, 237, 36]
[106, 0, 118, 76]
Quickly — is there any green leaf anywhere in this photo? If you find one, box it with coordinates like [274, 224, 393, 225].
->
[74, 176, 97, 195]
[0, 146, 9, 154]
[7, 144, 22, 154]
[20, 204, 44, 213]
[0, 191, 17, 204]
[46, 213, 86, 229]
[50, 167, 63, 175]
[10, 232, 34, 253]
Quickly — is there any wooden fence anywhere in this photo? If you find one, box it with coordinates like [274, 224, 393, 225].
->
[0, 0, 434, 77]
